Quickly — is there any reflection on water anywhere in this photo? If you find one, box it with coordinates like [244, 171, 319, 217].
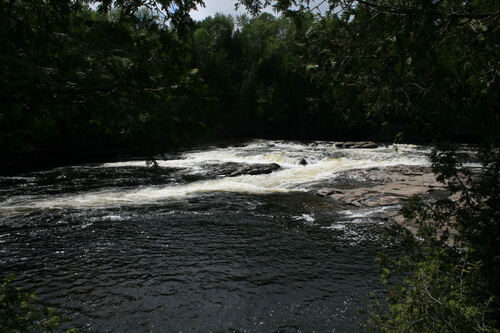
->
[0, 140, 425, 332]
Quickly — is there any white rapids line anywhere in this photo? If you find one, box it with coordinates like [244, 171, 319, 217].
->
[0, 141, 430, 213]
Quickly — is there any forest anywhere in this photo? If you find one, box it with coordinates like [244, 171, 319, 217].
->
[1, 0, 497, 157]
[0, 0, 499, 332]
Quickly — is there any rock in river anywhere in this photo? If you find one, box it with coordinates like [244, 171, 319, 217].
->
[316, 165, 442, 207]
[316, 164, 449, 236]
[217, 162, 281, 177]
[229, 163, 281, 177]
[336, 141, 379, 149]
[199, 162, 281, 178]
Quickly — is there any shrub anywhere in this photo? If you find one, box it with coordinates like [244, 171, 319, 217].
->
[0, 275, 66, 333]
[368, 144, 500, 332]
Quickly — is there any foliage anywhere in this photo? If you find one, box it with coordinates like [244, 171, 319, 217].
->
[369, 249, 496, 333]
[186, 0, 499, 141]
[0, 0, 210, 153]
[367, 144, 500, 332]
[1, 0, 498, 154]
[235, 0, 499, 141]
[0, 275, 70, 333]
[83, 0, 203, 29]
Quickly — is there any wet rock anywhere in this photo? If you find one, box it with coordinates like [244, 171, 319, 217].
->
[335, 141, 355, 148]
[317, 187, 344, 197]
[336, 141, 379, 149]
[372, 210, 400, 221]
[298, 158, 308, 165]
[317, 162, 468, 245]
[315, 164, 452, 238]
[362, 195, 403, 207]
[228, 163, 281, 177]
[210, 162, 246, 176]
[332, 165, 434, 185]
[206, 162, 281, 178]
[316, 164, 445, 208]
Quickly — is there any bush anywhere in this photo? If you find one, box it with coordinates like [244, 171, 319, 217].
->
[0, 275, 68, 333]
[368, 144, 500, 332]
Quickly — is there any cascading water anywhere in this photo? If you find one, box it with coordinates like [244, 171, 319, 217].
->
[0, 140, 430, 332]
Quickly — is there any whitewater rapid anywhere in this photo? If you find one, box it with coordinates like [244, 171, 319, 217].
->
[0, 141, 430, 213]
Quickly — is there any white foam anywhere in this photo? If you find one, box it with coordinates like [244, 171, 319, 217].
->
[101, 215, 125, 221]
[339, 205, 400, 219]
[293, 214, 316, 223]
[323, 224, 346, 230]
[0, 140, 431, 213]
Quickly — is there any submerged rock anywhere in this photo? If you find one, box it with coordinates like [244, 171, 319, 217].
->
[336, 141, 379, 149]
[298, 158, 308, 165]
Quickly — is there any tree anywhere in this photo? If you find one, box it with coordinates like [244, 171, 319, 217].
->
[234, 0, 499, 141]
[367, 144, 500, 332]
[0, 0, 210, 153]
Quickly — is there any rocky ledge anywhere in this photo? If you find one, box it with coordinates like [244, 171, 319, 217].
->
[317, 165, 449, 234]
[204, 162, 281, 178]
[228, 163, 281, 177]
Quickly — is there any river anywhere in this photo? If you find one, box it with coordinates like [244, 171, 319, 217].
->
[0, 140, 430, 332]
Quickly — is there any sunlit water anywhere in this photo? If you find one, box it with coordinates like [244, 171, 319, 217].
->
[0, 140, 430, 332]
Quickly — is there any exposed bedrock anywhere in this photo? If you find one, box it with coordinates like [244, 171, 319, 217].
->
[317, 165, 443, 206]
[229, 163, 281, 177]
[208, 162, 281, 177]
[317, 165, 449, 233]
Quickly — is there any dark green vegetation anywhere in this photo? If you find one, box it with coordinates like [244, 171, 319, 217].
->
[1, 0, 498, 157]
[1, 0, 499, 332]
[1, 0, 209, 160]
[368, 145, 499, 332]
[0, 274, 75, 332]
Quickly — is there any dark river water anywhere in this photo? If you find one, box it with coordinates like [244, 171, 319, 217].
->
[0, 140, 430, 332]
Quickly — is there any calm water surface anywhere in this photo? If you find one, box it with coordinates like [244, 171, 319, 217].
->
[0, 140, 429, 332]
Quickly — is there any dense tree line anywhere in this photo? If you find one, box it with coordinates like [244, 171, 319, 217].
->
[1, 0, 498, 156]
[191, 0, 499, 143]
